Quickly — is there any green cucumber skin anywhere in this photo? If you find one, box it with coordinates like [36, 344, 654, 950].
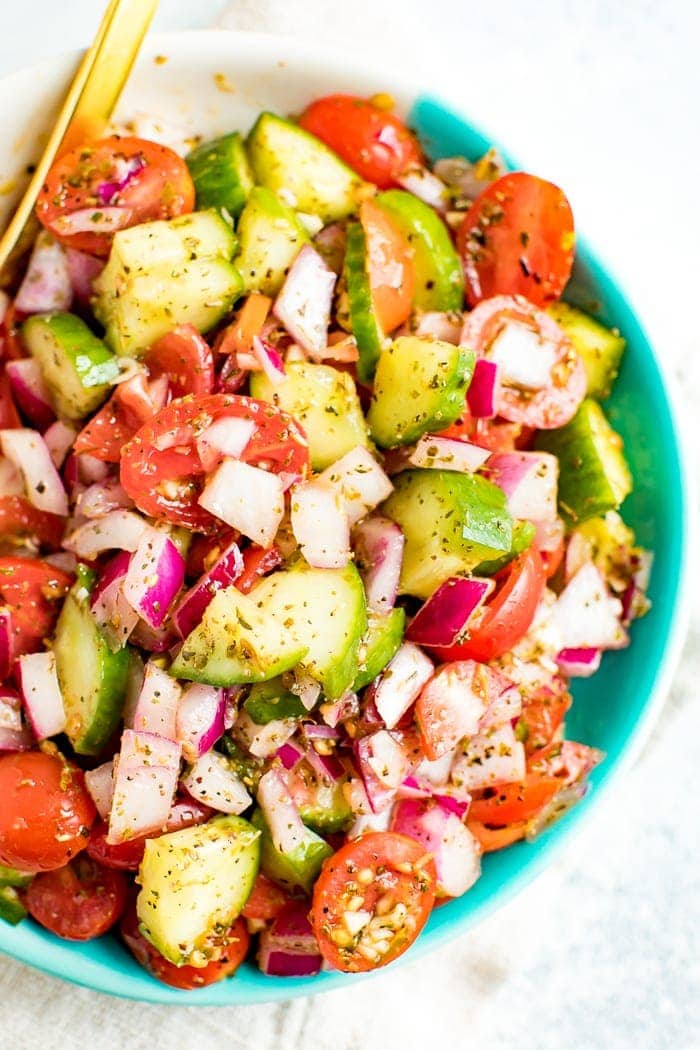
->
[474, 519, 536, 576]
[0, 864, 33, 889]
[344, 220, 386, 383]
[251, 809, 332, 894]
[0, 886, 27, 925]
[53, 580, 130, 756]
[367, 336, 475, 448]
[243, 678, 307, 724]
[352, 608, 406, 691]
[375, 189, 464, 312]
[548, 302, 625, 400]
[382, 469, 513, 599]
[234, 186, 310, 297]
[535, 399, 632, 527]
[299, 781, 353, 835]
[186, 132, 254, 218]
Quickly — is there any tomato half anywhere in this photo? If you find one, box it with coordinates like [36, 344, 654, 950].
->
[36, 136, 195, 257]
[468, 775, 562, 827]
[438, 408, 534, 454]
[461, 295, 586, 429]
[235, 545, 283, 594]
[146, 325, 215, 398]
[457, 172, 575, 308]
[26, 856, 127, 940]
[467, 820, 527, 853]
[310, 831, 436, 973]
[519, 682, 572, 754]
[298, 94, 423, 188]
[0, 752, 95, 872]
[0, 496, 65, 549]
[359, 199, 415, 333]
[0, 556, 73, 657]
[121, 906, 250, 989]
[241, 872, 293, 922]
[120, 394, 310, 532]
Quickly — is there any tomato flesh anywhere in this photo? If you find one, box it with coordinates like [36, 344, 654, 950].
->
[120, 394, 310, 532]
[0, 752, 95, 872]
[520, 683, 572, 754]
[0, 556, 73, 658]
[0, 497, 66, 549]
[360, 199, 415, 333]
[37, 136, 195, 256]
[146, 324, 215, 399]
[242, 873, 293, 922]
[299, 94, 423, 188]
[311, 831, 436, 972]
[457, 171, 575, 308]
[26, 856, 127, 940]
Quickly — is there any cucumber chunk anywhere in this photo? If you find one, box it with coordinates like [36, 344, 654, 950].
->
[352, 608, 406, 691]
[247, 112, 370, 222]
[250, 361, 369, 470]
[186, 132, 254, 219]
[22, 313, 119, 420]
[375, 190, 463, 311]
[137, 815, 260, 966]
[344, 219, 386, 383]
[171, 586, 308, 687]
[250, 560, 368, 699]
[251, 808, 332, 893]
[0, 864, 33, 888]
[234, 187, 310, 296]
[535, 399, 632, 527]
[473, 519, 536, 576]
[54, 573, 130, 755]
[243, 678, 307, 724]
[367, 336, 475, 448]
[0, 886, 27, 925]
[382, 469, 513, 599]
[294, 776, 353, 835]
[548, 302, 625, 400]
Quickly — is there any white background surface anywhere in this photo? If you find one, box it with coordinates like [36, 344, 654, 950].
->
[1, 2, 699, 1048]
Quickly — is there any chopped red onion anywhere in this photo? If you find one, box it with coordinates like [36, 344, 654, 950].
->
[391, 798, 481, 897]
[6, 359, 55, 430]
[14, 232, 72, 314]
[319, 691, 358, 728]
[176, 684, 226, 762]
[556, 646, 602, 678]
[288, 669, 322, 712]
[407, 577, 493, 647]
[90, 550, 139, 649]
[128, 662, 181, 739]
[290, 480, 350, 569]
[199, 458, 285, 547]
[107, 730, 181, 844]
[313, 222, 346, 275]
[276, 738, 306, 770]
[17, 651, 65, 739]
[78, 479, 132, 519]
[43, 420, 77, 468]
[258, 901, 322, 977]
[256, 767, 312, 855]
[373, 643, 434, 729]
[302, 745, 345, 784]
[130, 618, 178, 654]
[352, 515, 404, 614]
[0, 724, 33, 752]
[408, 434, 490, 473]
[466, 358, 499, 418]
[195, 416, 256, 473]
[252, 336, 287, 385]
[52, 206, 133, 236]
[173, 540, 243, 638]
[411, 312, 462, 344]
[123, 531, 185, 629]
[65, 248, 105, 305]
[75, 453, 112, 484]
[0, 428, 68, 515]
[319, 447, 393, 526]
[396, 165, 448, 211]
[0, 458, 24, 498]
[550, 562, 628, 650]
[84, 760, 114, 820]
[486, 451, 558, 522]
[300, 721, 340, 742]
[354, 730, 408, 813]
[234, 710, 298, 759]
[97, 154, 146, 205]
[451, 722, 526, 792]
[273, 245, 337, 360]
[45, 551, 77, 575]
[64, 509, 150, 558]
[0, 609, 13, 680]
[181, 750, 251, 814]
[0, 687, 22, 733]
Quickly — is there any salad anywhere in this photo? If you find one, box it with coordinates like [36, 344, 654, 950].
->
[0, 92, 651, 988]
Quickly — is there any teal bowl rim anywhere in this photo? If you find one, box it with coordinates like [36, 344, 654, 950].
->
[0, 31, 694, 1006]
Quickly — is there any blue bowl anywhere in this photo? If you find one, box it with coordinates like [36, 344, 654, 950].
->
[0, 45, 692, 1006]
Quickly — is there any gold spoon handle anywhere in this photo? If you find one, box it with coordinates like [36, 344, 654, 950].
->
[0, 0, 159, 285]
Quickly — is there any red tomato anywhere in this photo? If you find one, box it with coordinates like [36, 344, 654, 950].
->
[86, 800, 213, 871]
[467, 820, 527, 853]
[0, 304, 26, 362]
[0, 556, 73, 657]
[121, 906, 249, 989]
[520, 683, 571, 754]
[437, 407, 534, 454]
[26, 856, 127, 940]
[0, 372, 21, 427]
[0, 496, 66, 548]
[241, 873, 293, 922]
[186, 528, 241, 578]
[73, 391, 144, 463]
[416, 661, 499, 761]
[528, 740, 602, 785]
[540, 536, 565, 580]
[235, 545, 283, 594]
[0, 752, 95, 872]
[461, 295, 586, 429]
[468, 775, 562, 827]
[429, 548, 545, 664]
[310, 832, 436, 973]
[120, 394, 310, 532]
[146, 325, 215, 398]
[36, 136, 195, 257]
[360, 199, 415, 333]
[457, 172, 575, 308]
[298, 94, 423, 188]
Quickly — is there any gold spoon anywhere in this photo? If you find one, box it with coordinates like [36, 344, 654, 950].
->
[0, 0, 159, 287]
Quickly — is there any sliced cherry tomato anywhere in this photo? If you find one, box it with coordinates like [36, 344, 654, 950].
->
[86, 799, 213, 871]
[0, 372, 21, 427]
[36, 136, 195, 257]
[520, 683, 571, 754]
[539, 535, 565, 579]
[468, 775, 562, 827]
[467, 820, 527, 853]
[461, 295, 586, 429]
[73, 391, 144, 463]
[528, 740, 602, 785]
[235, 545, 283, 594]
[359, 199, 415, 333]
[457, 172, 575, 308]
[146, 325, 215, 398]
[26, 856, 127, 940]
[121, 906, 249, 989]
[298, 94, 423, 188]
[0, 496, 66, 548]
[437, 407, 534, 454]
[241, 872, 293, 922]
[429, 547, 545, 664]
[0, 556, 73, 657]
[311, 831, 436, 973]
[0, 752, 95, 872]
[120, 394, 310, 532]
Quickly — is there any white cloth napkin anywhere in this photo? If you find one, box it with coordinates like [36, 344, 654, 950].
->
[1, 2, 699, 1048]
